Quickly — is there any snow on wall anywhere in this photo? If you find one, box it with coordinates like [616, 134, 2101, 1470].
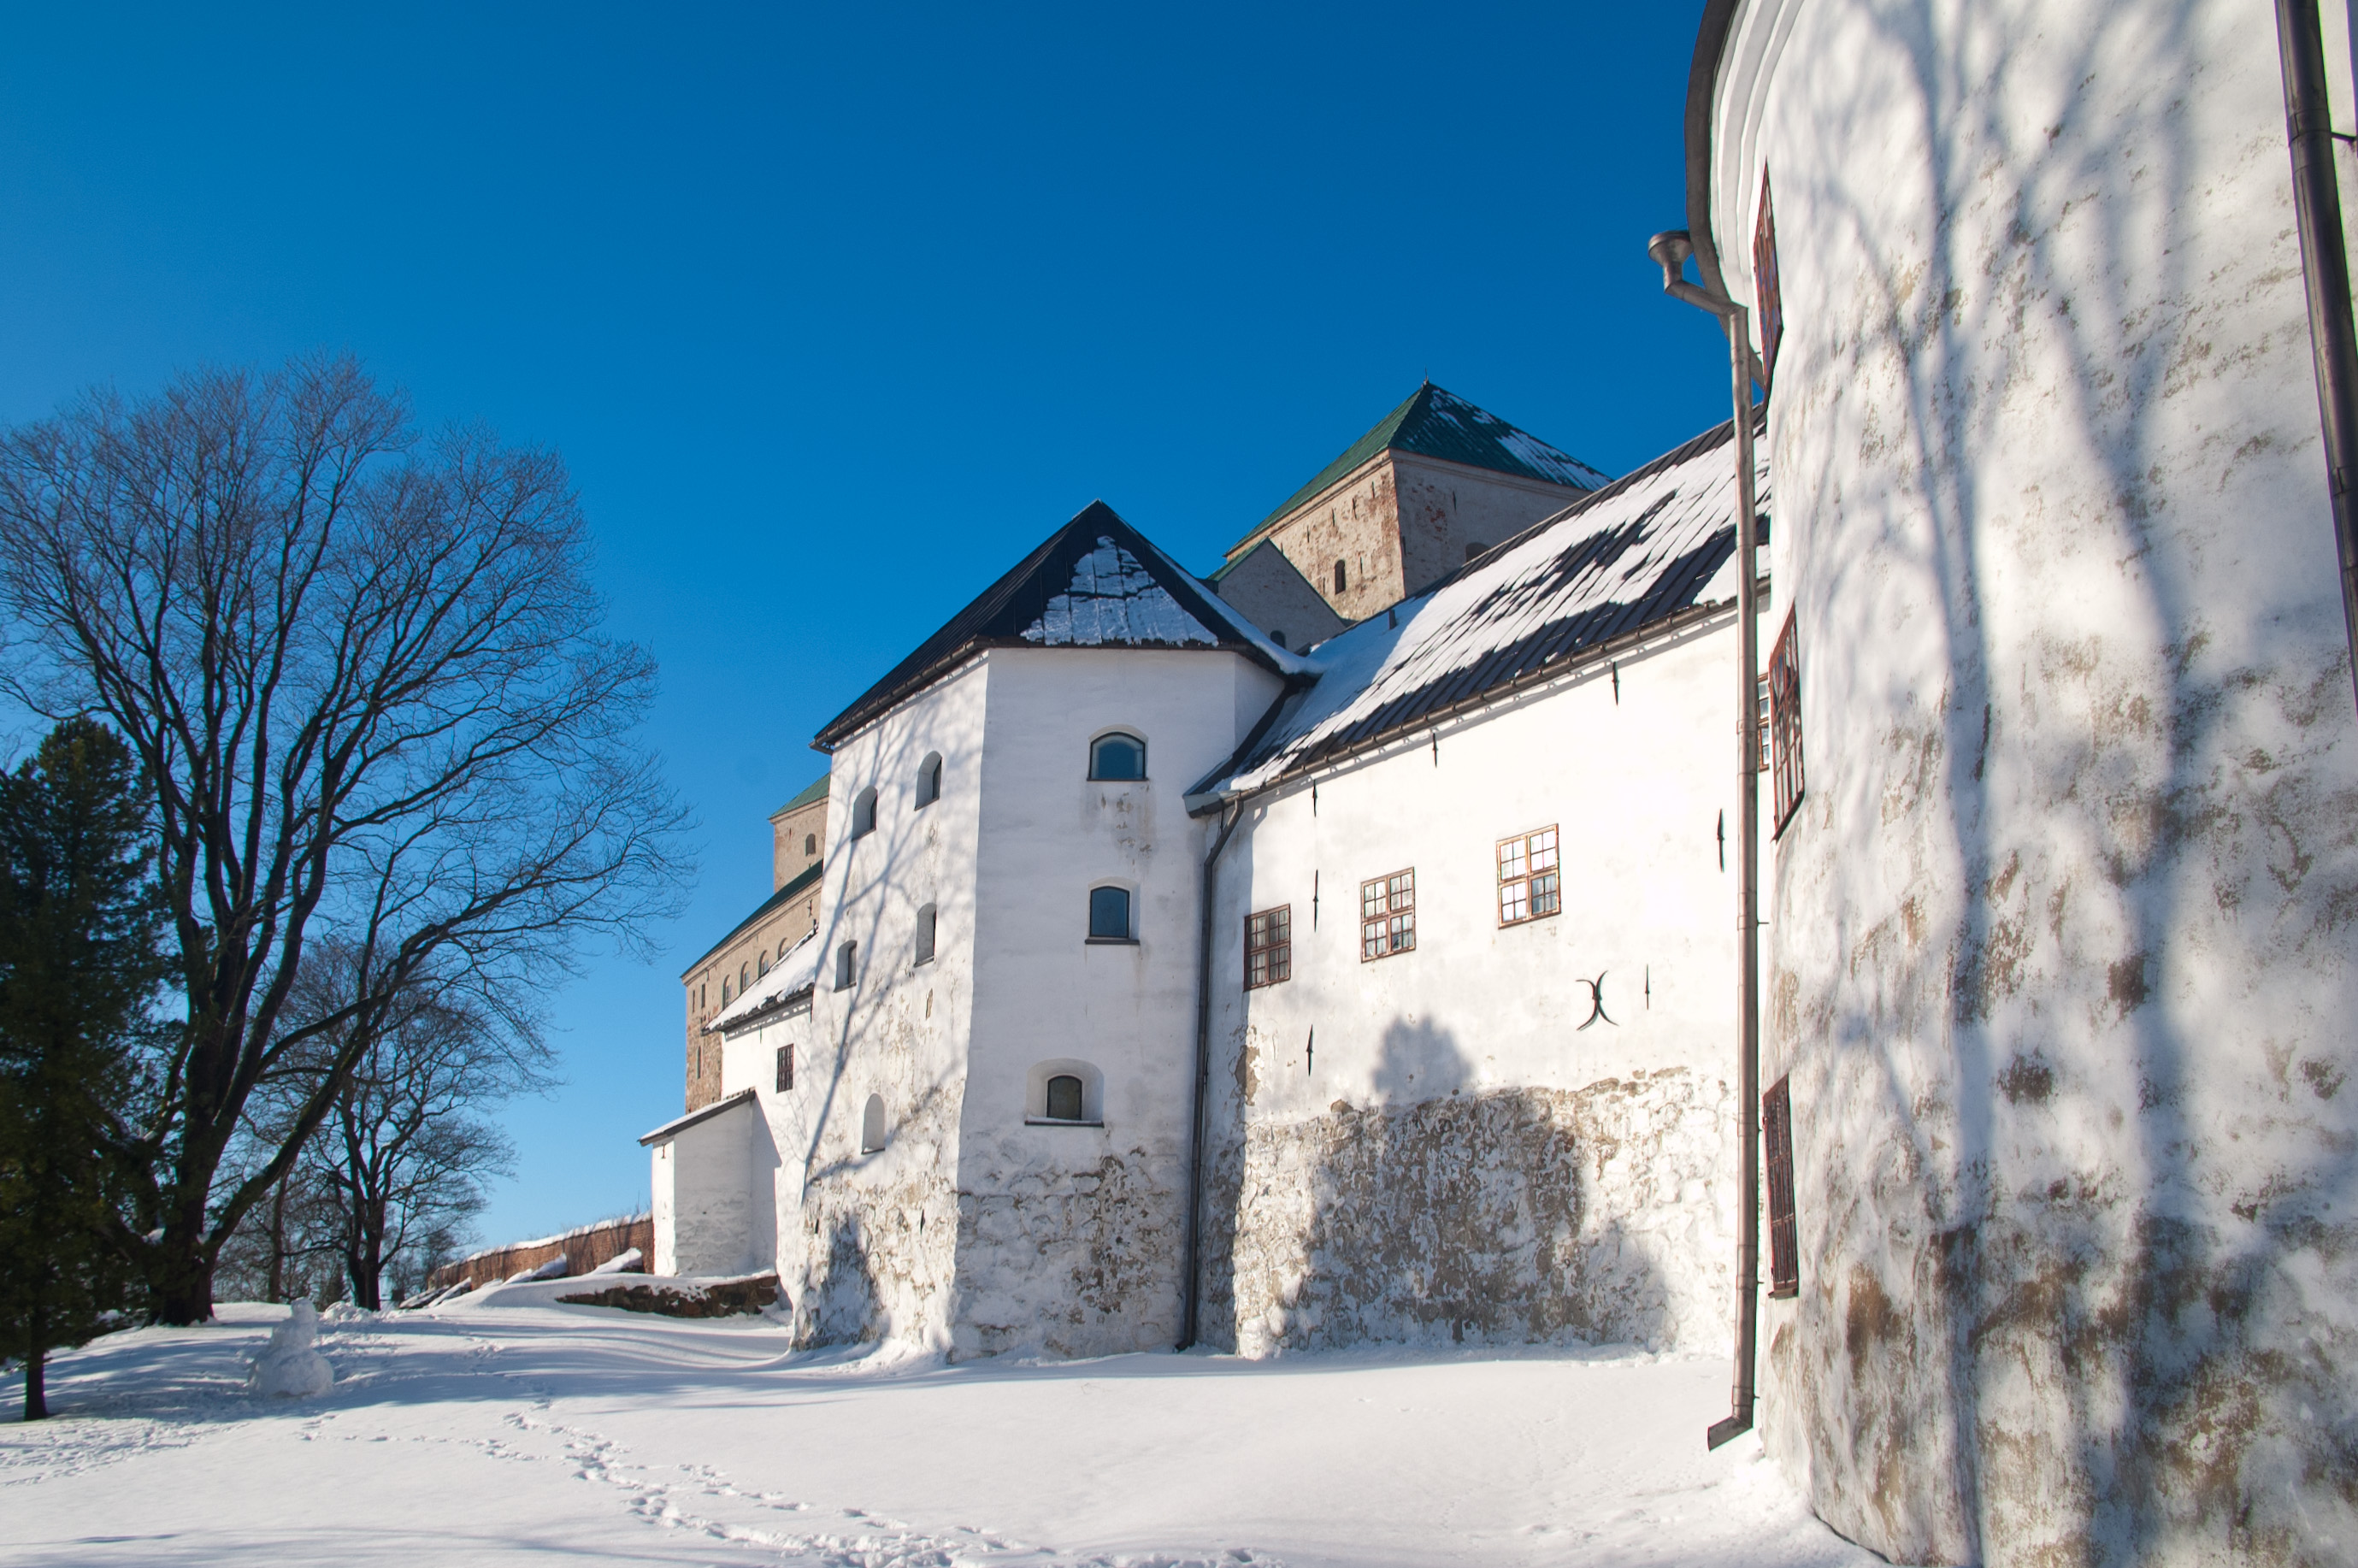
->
[1020, 537, 1221, 649]
[1711, 1, 2358, 1563]
[1196, 612, 1757, 1358]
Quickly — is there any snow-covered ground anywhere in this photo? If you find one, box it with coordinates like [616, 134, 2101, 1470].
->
[1, 1294, 1878, 1567]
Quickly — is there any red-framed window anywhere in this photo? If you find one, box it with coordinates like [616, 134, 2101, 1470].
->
[1359, 869, 1415, 961]
[1764, 1075, 1799, 1298]
[1754, 168, 1784, 388]
[1245, 905, 1292, 989]
[1768, 610, 1805, 836]
[1496, 827, 1561, 926]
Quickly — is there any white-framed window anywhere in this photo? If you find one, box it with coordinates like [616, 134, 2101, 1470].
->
[1360, 869, 1415, 961]
[1245, 905, 1291, 989]
[916, 752, 943, 808]
[1088, 731, 1147, 781]
[1088, 884, 1135, 942]
[1497, 827, 1560, 926]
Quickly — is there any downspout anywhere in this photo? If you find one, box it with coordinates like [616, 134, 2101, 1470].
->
[1648, 228, 1764, 1450]
[2275, 0, 2358, 710]
[1178, 796, 1247, 1351]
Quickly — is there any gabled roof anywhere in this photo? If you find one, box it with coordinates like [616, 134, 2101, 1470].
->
[812, 501, 1306, 752]
[1189, 413, 1767, 803]
[1235, 383, 1611, 551]
[680, 858, 823, 978]
[769, 774, 828, 818]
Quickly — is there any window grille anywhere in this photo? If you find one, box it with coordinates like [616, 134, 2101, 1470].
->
[1496, 827, 1561, 926]
[1359, 869, 1416, 961]
[914, 904, 937, 965]
[1245, 905, 1292, 989]
[1764, 1075, 1799, 1298]
[1768, 611, 1805, 835]
[775, 1045, 794, 1093]
[1088, 732, 1146, 781]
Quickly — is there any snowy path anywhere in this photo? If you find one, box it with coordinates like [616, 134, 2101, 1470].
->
[0, 1300, 1877, 1566]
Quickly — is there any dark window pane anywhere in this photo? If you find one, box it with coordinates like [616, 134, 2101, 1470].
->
[1046, 1074, 1083, 1121]
[915, 905, 936, 964]
[1089, 886, 1131, 939]
[1089, 733, 1146, 781]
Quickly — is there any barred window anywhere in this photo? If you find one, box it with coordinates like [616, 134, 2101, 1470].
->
[1359, 869, 1416, 961]
[1497, 827, 1560, 926]
[1764, 1076, 1799, 1298]
[1245, 905, 1292, 989]
[1768, 611, 1805, 835]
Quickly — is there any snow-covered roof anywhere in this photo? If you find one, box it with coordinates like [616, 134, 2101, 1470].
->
[681, 859, 822, 977]
[1232, 383, 1610, 552]
[814, 501, 1309, 750]
[638, 1088, 758, 1147]
[1190, 415, 1766, 802]
[704, 928, 821, 1035]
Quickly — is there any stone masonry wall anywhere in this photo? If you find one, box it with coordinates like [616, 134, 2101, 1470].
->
[949, 1146, 1187, 1359]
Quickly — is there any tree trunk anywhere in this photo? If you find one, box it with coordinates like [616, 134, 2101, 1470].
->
[21, 1346, 45, 1421]
[266, 1177, 287, 1305]
[151, 1183, 215, 1324]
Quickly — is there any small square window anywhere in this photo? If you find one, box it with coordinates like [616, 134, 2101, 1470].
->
[1359, 869, 1415, 961]
[1245, 905, 1292, 989]
[1497, 827, 1560, 927]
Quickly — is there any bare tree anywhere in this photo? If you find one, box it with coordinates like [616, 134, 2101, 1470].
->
[0, 356, 690, 1322]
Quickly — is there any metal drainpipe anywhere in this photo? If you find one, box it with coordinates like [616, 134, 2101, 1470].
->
[1649, 229, 1763, 1450]
[1178, 796, 1247, 1351]
[2276, 0, 2358, 711]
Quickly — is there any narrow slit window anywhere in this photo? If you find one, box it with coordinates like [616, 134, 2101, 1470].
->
[804, 833, 816, 855]
[1756, 675, 1771, 772]
[1765, 1075, 1800, 1298]
[775, 1044, 794, 1093]
[916, 752, 943, 808]
[834, 940, 858, 991]
[1359, 869, 1416, 961]
[1333, 559, 1347, 594]
[1088, 885, 1133, 941]
[914, 903, 937, 965]
[861, 1093, 886, 1153]
[1089, 732, 1146, 781]
[1768, 611, 1805, 835]
[1245, 905, 1292, 989]
[1044, 1074, 1084, 1122]
[1497, 827, 1561, 926]
[851, 786, 877, 839]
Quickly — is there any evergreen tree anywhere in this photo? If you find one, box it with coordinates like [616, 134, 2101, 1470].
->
[0, 719, 167, 1418]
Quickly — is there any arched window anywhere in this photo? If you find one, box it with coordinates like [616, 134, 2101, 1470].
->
[740, 962, 751, 990]
[861, 1093, 887, 1152]
[804, 833, 816, 856]
[1025, 1059, 1102, 1124]
[1333, 559, 1347, 593]
[720, 977, 732, 1004]
[851, 787, 877, 839]
[757, 952, 769, 977]
[915, 752, 943, 808]
[1088, 732, 1146, 781]
[779, 937, 793, 960]
[1045, 1075, 1084, 1122]
[1088, 885, 1133, 942]
[1270, 629, 1288, 649]
[914, 903, 937, 965]
[834, 940, 858, 991]
[1465, 540, 1487, 563]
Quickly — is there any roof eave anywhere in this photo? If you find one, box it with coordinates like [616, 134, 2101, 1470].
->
[638, 1088, 759, 1147]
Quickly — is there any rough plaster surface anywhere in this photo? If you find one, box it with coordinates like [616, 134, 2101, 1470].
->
[1709, 0, 2358, 1561]
[949, 1143, 1186, 1359]
[1209, 1069, 1732, 1357]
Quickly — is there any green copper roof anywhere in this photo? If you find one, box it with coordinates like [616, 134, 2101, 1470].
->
[1230, 383, 1609, 557]
[770, 774, 828, 817]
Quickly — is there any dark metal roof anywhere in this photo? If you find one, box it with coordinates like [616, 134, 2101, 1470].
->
[769, 774, 829, 817]
[1229, 383, 1609, 556]
[1189, 413, 1767, 803]
[681, 858, 823, 977]
[811, 501, 1294, 752]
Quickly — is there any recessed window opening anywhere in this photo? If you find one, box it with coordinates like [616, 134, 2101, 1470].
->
[1465, 540, 1486, 562]
[861, 1093, 887, 1153]
[834, 940, 858, 991]
[1088, 885, 1134, 942]
[1333, 559, 1347, 593]
[1044, 1075, 1085, 1123]
[916, 752, 943, 808]
[721, 977, 733, 1003]
[740, 962, 751, 991]
[851, 787, 877, 839]
[1497, 827, 1561, 926]
[1360, 869, 1416, 961]
[915, 903, 937, 965]
[1025, 1059, 1103, 1125]
[1088, 731, 1146, 781]
[1245, 905, 1292, 989]
[1270, 629, 1288, 649]
[775, 1044, 794, 1093]
[804, 832, 816, 856]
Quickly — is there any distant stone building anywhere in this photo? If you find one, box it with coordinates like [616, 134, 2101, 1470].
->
[677, 775, 827, 1112]
[1207, 382, 1606, 642]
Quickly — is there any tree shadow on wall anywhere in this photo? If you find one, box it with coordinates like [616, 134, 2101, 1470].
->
[1241, 1015, 1672, 1354]
[796, 1211, 882, 1349]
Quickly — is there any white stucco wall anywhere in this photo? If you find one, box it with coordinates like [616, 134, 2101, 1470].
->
[646, 1095, 768, 1278]
[953, 646, 1287, 1359]
[793, 657, 989, 1351]
[1200, 611, 1762, 1356]
[1707, 2, 2358, 1563]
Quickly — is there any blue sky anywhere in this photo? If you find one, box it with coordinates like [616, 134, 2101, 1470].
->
[0, 4, 1729, 1245]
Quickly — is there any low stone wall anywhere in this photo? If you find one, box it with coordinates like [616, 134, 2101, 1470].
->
[428, 1214, 651, 1291]
[1214, 1067, 1733, 1356]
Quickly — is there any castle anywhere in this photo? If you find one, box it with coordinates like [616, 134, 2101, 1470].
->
[643, 2, 2358, 1561]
